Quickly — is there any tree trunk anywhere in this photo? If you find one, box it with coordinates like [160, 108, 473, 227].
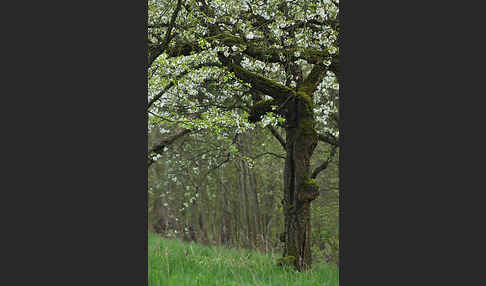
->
[152, 193, 167, 235]
[234, 199, 242, 248]
[239, 159, 253, 248]
[262, 192, 274, 245]
[281, 93, 319, 271]
[151, 158, 168, 235]
[249, 169, 261, 248]
[197, 185, 210, 245]
[220, 167, 232, 246]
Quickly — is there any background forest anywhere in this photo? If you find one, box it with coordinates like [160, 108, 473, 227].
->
[148, 129, 339, 263]
[147, 0, 339, 277]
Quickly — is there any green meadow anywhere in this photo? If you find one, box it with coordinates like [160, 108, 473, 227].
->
[148, 234, 339, 286]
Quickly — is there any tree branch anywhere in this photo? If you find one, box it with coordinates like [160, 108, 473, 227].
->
[204, 152, 231, 175]
[329, 57, 339, 80]
[147, 0, 185, 67]
[147, 62, 221, 110]
[251, 152, 286, 160]
[148, 129, 192, 167]
[311, 146, 337, 178]
[297, 64, 327, 95]
[317, 132, 339, 147]
[268, 126, 286, 149]
[218, 53, 295, 100]
[236, 38, 332, 66]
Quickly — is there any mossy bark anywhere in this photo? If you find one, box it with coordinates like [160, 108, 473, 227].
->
[281, 91, 319, 271]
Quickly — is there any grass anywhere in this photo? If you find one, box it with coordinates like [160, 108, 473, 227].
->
[148, 234, 339, 286]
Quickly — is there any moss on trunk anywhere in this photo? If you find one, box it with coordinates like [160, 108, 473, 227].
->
[281, 90, 320, 271]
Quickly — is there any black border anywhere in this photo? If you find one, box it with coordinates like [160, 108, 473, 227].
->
[10, 1, 149, 284]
